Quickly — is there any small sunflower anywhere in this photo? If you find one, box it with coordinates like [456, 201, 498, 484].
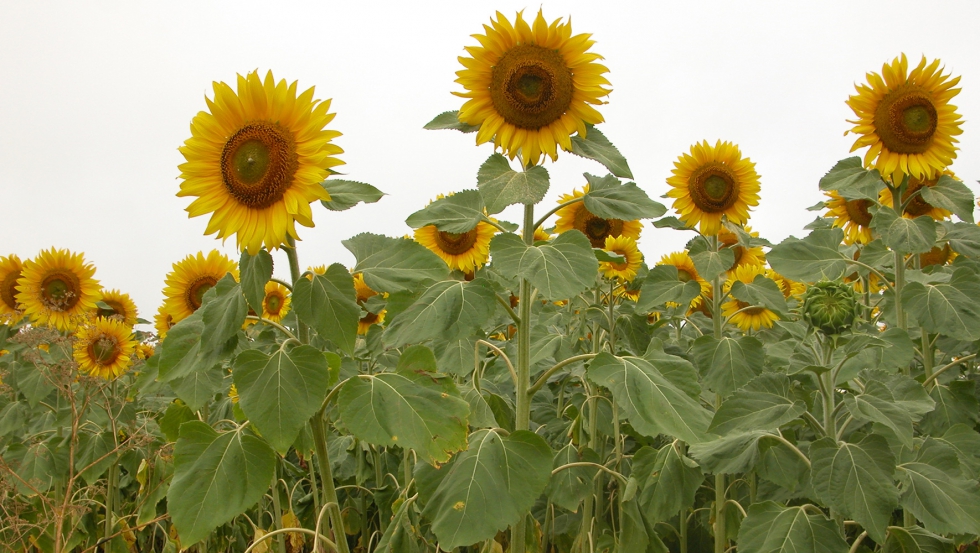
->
[554, 185, 642, 248]
[154, 303, 177, 340]
[721, 264, 779, 332]
[162, 251, 238, 323]
[353, 273, 379, 303]
[599, 235, 643, 282]
[879, 171, 954, 220]
[97, 289, 139, 327]
[305, 265, 327, 280]
[358, 310, 386, 336]
[824, 191, 876, 244]
[718, 226, 765, 272]
[73, 317, 136, 380]
[765, 269, 806, 299]
[0, 254, 24, 323]
[656, 251, 710, 309]
[918, 244, 955, 268]
[846, 55, 962, 183]
[135, 343, 155, 361]
[16, 248, 101, 331]
[455, 10, 611, 166]
[261, 281, 291, 323]
[667, 140, 761, 235]
[177, 70, 344, 254]
[414, 221, 496, 273]
[615, 280, 642, 302]
[352, 273, 385, 335]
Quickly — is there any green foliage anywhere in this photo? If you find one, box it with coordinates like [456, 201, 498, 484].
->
[491, 231, 599, 301]
[383, 278, 496, 348]
[405, 189, 487, 233]
[569, 124, 634, 178]
[477, 153, 550, 214]
[737, 502, 849, 553]
[819, 157, 883, 200]
[423, 110, 480, 133]
[239, 249, 273, 312]
[292, 264, 360, 354]
[320, 179, 385, 211]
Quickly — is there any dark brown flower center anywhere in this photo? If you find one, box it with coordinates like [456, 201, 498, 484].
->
[843, 198, 874, 227]
[1, 269, 21, 311]
[89, 335, 120, 366]
[689, 163, 739, 213]
[360, 312, 380, 325]
[874, 85, 937, 154]
[573, 208, 626, 248]
[490, 44, 574, 129]
[435, 229, 479, 255]
[185, 277, 218, 312]
[221, 122, 299, 209]
[919, 244, 952, 267]
[901, 177, 939, 217]
[41, 271, 81, 312]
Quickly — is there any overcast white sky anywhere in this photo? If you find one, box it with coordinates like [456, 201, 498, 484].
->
[2, 1, 979, 321]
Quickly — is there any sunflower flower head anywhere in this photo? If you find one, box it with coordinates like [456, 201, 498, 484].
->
[154, 303, 177, 340]
[414, 221, 496, 274]
[846, 54, 962, 183]
[721, 264, 780, 332]
[16, 248, 101, 332]
[599, 235, 643, 282]
[177, 70, 344, 254]
[0, 254, 24, 324]
[97, 289, 139, 327]
[261, 281, 291, 323]
[879, 171, 955, 220]
[73, 317, 137, 380]
[162, 250, 239, 323]
[718, 225, 765, 272]
[765, 269, 806, 299]
[656, 251, 710, 310]
[824, 191, 876, 244]
[454, 9, 611, 166]
[554, 185, 642, 248]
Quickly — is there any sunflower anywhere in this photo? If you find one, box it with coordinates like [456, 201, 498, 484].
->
[177, 70, 344, 254]
[667, 140, 761, 236]
[554, 185, 642, 248]
[261, 281, 291, 323]
[305, 265, 327, 280]
[97, 289, 139, 327]
[656, 251, 710, 310]
[162, 250, 238, 323]
[73, 317, 136, 380]
[135, 343, 155, 360]
[918, 244, 955, 268]
[765, 269, 806, 299]
[358, 310, 386, 336]
[615, 280, 641, 302]
[846, 55, 962, 183]
[0, 254, 24, 323]
[599, 235, 642, 282]
[879, 171, 954, 220]
[721, 264, 779, 332]
[353, 273, 378, 303]
[154, 303, 177, 340]
[824, 191, 875, 244]
[353, 273, 386, 335]
[414, 221, 496, 273]
[454, 10, 611, 166]
[16, 248, 101, 332]
[718, 226, 765, 272]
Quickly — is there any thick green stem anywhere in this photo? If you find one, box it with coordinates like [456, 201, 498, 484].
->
[513, 203, 535, 553]
[311, 413, 350, 553]
[680, 508, 689, 553]
[271, 463, 287, 553]
[710, 236, 727, 553]
[285, 238, 310, 344]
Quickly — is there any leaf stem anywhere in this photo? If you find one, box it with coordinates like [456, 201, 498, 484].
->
[923, 353, 977, 387]
[527, 354, 599, 398]
[551, 462, 628, 485]
[476, 339, 518, 388]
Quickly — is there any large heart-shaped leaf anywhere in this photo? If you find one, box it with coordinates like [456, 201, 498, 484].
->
[490, 231, 598, 301]
[635, 265, 702, 313]
[200, 275, 246, 352]
[691, 335, 764, 398]
[898, 439, 980, 535]
[383, 279, 496, 348]
[902, 267, 980, 342]
[737, 501, 848, 553]
[405, 189, 486, 233]
[477, 153, 549, 214]
[872, 209, 937, 254]
[239, 250, 273, 313]
[818, 157, 883, 200]
[920, 175, 975, 223]
[345, 233, 449, 293]
[581, 173, 664, 219]
[292, 264, 360, 355]
[633, 442, 703, 524]
[767, 229, 847, 282]
[708, 373, 807, 435]
[569, 125, 633, 179]
[320, 179, 385, 211]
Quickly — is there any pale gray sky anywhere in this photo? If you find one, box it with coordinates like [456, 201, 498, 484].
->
[2, 1, 979, 322]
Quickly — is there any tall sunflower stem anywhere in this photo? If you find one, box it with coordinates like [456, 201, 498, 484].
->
[707, 236, 729, 553]
[284, 239, 310, 344]
[512, 203, 535, 553]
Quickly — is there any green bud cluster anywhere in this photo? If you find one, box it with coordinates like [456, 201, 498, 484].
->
[800, 281, 861, 336]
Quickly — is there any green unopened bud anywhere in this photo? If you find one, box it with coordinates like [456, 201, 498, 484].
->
[801, 281, 861, 335]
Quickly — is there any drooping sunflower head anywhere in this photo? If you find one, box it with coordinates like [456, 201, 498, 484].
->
[801, 280, 861, 336]
[919, 243, 955, 268]
[656, 251, 710, 310]
[554, 185, 642, 248]
[414, 221, 496, 274]
[357, 308, 386, 335]
[765, 269, 806, 299]
[73, 317, 136, 380]
[599, 235, 643, 282]
[352, 273, 379, 304]
[879, 171, 955, 220]
[667, 140, 761, 236]
[846, 55, 962, 183]
[162, 250, 239, 323]
[824, 191, 876, 244]
[0, 254, 24, 323]
[177, 70, 345, 254]
[261, 281, 291, 323]
[721, 264, 779, 332]
[718, 225, 765, 272]
[96, 289, 139, 327]
[454, 9, 611, 166]
[16, 248, 101, 332]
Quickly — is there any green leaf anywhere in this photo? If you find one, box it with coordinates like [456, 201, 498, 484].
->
[642, 341, 702, 399]
[397, 345, 437, 373]
[688, 431, 768, 474]
[489, 231, 598, 301]
[200, 275, 246, 352]
[233, 345, 330, 454]
[345, 234, 450, 293]
[688, 237, 735, 281]
[920, 381, 979, 436]
[12, 361, 55, 408]
[581, 174, 664, 219]
[634, 443, 703, 523]
[635, 265, 701, 313]
[936, 424, 980, 479]
[375, 496, 422, 553]
[818, 157, 883, 200]
[169, 365, 224, 411]
[167, 422, 276, 547]
[757, 439, 809, 491]
[338, 370, 469, 465]
[587, 353, 711, 443]
[730, 276, 789, 316]
[405, 189, 486, 233]
[883, 526, 955, 553]
[872, 209, 937, 254]
[569, 125, 633, 179]
[898, 441, 980, 535]
[920, 175, 975, 223]
[708, 373, 807, 435]
[15, 439, 62, 494]
[76, 431, 116, 485]
[945, 221, 980, 258]
[157, 311, 236, 383]
[292, 264, 360, 355]
[902, 267, 980, 341]
[159, 400, 196, 443]
[767, 229, 848, 282]
[737, 501, 849, 553]
[423, 110, 479, 133]
[417, 429, 552, 549]
[810, 435, 899, 543]
[0, 401, 27, 437]
[320, 179, 385, 211]
[460, 387, 498, 429]
[879, 328, 916, 371]
[691, 335, 764, 398]
[477, 153, 550, 214]
[436, 337, 481, 377]
[545, 444, 600, 512]
[239, 250, 273, 313]
[842, 380, 916, 448]
[383, 279, 496, 348]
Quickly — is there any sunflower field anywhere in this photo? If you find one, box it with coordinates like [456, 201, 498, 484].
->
[4, 9, 980, 553]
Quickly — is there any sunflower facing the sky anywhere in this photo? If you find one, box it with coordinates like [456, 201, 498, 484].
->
[17, 248, 101, 332]
[667, 140, 761, 236]
[261, 281, 291, 323]
[599, 235, 643, 282]
[824, 191, 876, 244]
[415, 221, 496, 273]
[555, 185, 642, 248]
[721, 264, 780, 332]
[879, 171, 954, 220]
[454, 10, 611, 166]
[177, 70, 345, 254]
[73, 317, 136, 380]
[0, 254, 24, 323]
[162, 250, 238, 323]
[846, 55, 962, 183]
[97, 289, 139, 327]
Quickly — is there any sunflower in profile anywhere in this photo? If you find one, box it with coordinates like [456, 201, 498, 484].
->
[16, 248, 101, 332]
[261, 281, 291, 323]
[415, 221, 496, 273]
[0, 254, 24, 323]
[73, 317, 136, 380]
[353, 273, 386, 335]
[667, 140, 760, 236]
[162, 251, 238, 323]
[555, 185, 642, 248]
[599, 235, 643, 282]
[305, 265, 328, 280]
[135, 343, 155, 361]
[154, 303, 177, 339]
[765, 269, 806, 299]
[846, 55, 962, 183]
[718, 226, 765, 272]
[177, 70, 344, 254]
[97, 289, 139, 327]
[454, 10, 611, 166]
[919, 244, 955, 268]
[656, 251, 710, 310]
[824, 191, 875, 244]
[879, 171, 954, 220]
[721, 264, 779, 332]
